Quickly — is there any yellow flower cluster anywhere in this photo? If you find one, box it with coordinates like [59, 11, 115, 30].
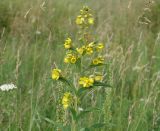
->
[62, 92, 72, 109]
[85, 42, 94, 55]
[76, 42, 104, 56]
[51, 7, 107, 111]
[64, 38, 72, 49]
[52, 69, 61, 80]
[79, 77, 94, 88]
[76, 6, 94, 27]
[79, 74, 103, 88]
[92, 56, 104, 65]
[64, 51, 78, 64]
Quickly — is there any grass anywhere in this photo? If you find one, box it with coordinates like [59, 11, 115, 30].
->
[0, 0, 160, 130]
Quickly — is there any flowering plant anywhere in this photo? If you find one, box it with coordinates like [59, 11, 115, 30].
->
[51, 6, 111, 130]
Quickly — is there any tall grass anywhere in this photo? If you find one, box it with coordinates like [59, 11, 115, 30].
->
[0, 0, 160, 130]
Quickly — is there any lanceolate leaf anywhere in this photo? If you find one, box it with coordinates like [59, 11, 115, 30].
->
[59, 77, 76, 92]
[93, 81, 112, 87]
[76, 87, 89, 96]
[88, 63, 107, 69]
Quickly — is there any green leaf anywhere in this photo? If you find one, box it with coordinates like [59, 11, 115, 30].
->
[59, 77, 76, 92]
[88, 63, 107, 69]
[76, 87, 88, 96]
[93, 81, 112, 87]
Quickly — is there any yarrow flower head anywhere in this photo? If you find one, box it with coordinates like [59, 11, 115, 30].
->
[0, 83, 17, 91]
[64, 38, 72, 49]
[79, 76, 94, 88]
[52, 68, 61, 80]
[62, 92, 72, 109]
[92, 56, 104, 65]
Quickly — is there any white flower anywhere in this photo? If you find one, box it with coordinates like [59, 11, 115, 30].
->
[0, 83, 17, 91]
[78, 107, 84, 111]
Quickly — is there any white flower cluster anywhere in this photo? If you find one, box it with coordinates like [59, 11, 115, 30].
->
[0, 83, 17, 91]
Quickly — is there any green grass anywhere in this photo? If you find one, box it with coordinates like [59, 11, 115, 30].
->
[0, 0, 160, 131]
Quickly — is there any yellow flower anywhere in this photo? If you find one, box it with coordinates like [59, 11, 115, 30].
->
[92, 56, 104, 65]
[79, 77, 94, 88]
[64, 38, 72, 49]
[85, 42, 94, 55]
[64, 52, 77, 64]
[70, 56, 77, 64]
[96, 43, 104, 51]
[52, 69, 61, 80]
[86, 47, 93, 54]
[76, 15, 84, 25]
[83, 6, 90, 12]
[94, 75, 103, 81]
[62, 92, 72, 109]
[64, 57, 70, 63]
[88, 17, 94, 25]
[76, 46, 85, 55]
[92, 59, 99, 65]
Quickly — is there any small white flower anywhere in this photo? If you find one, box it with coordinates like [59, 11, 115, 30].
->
[0, 83, 17, 91]
[78, 107, 84, 111]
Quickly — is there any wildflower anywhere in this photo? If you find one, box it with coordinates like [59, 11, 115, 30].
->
[62, 92, 72, 109]
[78, 107, 84, 111]
[76, 46, 85, 55]
[94, 75, 103, 81]
[92, 56, 104, 65]
[79, 77, 94, 88]
[64, 52, 78, 64]
[86, 47, 93, 54]
[88, 17, 94, 25]
[70, 55, 77, 64]
[64, 57, 70, 63]
[76, 15, 85, 25]
[52, 68, 61, 80]
[85, 42, 94, 55]
[64, 38, 72, 49]
[96, 43, 104, 51]
[83, 6, 90, 13]
[0, 83, 17, 91]
[76, 6, 94, 27]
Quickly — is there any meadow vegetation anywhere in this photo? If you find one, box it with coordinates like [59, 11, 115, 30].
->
[0, 0, 160, 131]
